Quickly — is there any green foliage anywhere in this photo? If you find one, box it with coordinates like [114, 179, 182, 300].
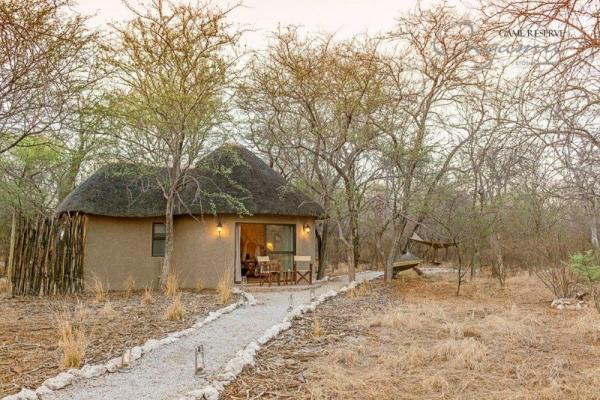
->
[568, 250, 600, 284]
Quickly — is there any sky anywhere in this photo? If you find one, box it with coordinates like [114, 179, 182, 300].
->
[75, 0, 422, 48]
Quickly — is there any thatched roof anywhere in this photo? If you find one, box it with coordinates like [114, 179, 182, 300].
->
[57, 145, 323, 218]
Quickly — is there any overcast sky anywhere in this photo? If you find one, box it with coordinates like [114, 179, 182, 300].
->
[75, 0, 425, 48]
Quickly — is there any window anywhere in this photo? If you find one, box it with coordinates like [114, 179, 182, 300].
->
[265, 224, 295, 271]
[152, 223, 166, 257]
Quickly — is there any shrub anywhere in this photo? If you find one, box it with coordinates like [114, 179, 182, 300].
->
[164, 294, 184, 321]
[57, 315, 86, 368]
[567, 250, 600, 314]
[536, 264, 580, 299]
[217, 270, 232, 304]
[569, 250, 600, 285]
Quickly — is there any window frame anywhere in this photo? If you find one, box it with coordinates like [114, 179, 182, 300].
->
[152, 222, 166, 257]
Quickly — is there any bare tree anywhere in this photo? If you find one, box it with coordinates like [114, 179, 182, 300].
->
[377, 4, 493, 281]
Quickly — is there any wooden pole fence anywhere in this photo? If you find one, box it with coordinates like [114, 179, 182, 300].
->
[9, 213, 86, 296]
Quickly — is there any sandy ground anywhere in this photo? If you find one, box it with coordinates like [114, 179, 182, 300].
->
[53, 272, 378, 400]
[222, 271, 600, 400]
[0, 290, 236, 397]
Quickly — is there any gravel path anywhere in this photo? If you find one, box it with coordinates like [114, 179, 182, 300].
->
[55, 272, 377, 400]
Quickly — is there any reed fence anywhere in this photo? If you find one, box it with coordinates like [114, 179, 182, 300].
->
[9, 213, 86, 296]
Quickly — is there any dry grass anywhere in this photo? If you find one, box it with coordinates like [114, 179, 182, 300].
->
[1, 290, 238, 397]
[164, 273, 179, 297]
[164, 294, 184, 321]
[196, 278, 204, 294]
[90, 276, 107, 303]
[195, 278, 204, 294]
[346, 286, 357, 299]
[100, 301, 117, 318]
[224, 273, 600, 400]
[141, 287, 154, 305]
[57, 314, 86, 368]
[357, 280, 370, 296]
[0, 277, 9, 295]
[124, 275, 135, 298]
[312, 317, 324, 337]
[217, 269, 232, 305]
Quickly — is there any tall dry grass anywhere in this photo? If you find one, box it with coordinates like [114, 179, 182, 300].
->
[164, 273, 179, 297]
[0, 277, 9, 295]
[141, 287, 154, 305]
[195, 278, 204, 294]
[164, 293, 184, 321]
[57, 314, 87, 368]
[90, 276, 107, 303]
[217, 269, 232, 304]
[124, 275, 135, 298]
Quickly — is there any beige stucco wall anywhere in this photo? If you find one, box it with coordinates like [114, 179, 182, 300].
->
[83, 214, 317, 290]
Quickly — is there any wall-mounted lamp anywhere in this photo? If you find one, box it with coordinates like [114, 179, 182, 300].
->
[216, 221, 223, 237]
[303, 223, 311, 233]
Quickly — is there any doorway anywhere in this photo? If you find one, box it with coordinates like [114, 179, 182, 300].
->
[236, 223, 296, 282]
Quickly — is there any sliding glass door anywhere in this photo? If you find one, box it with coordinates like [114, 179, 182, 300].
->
[265, 224, 295, 271]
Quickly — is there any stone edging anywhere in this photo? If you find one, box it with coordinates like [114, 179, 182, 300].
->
[179, 272, 383, 400]
[3, 291, 257, 400]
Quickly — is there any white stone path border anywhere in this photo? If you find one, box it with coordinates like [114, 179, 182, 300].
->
[2, 292, 257, 400]
[180, 271, 383, 400]
[3, 272, 382, 400]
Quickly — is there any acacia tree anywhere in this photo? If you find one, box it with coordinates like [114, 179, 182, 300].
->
[377, 4, 494, 281]
[104, 0, 241, 288]
[485, 0, 599, 253]
[0, 0, 94, 155]
[239, 29, 386, 281]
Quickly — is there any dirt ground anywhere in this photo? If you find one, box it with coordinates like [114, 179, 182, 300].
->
[222, 271, 600, 400]
[0, 289, 237, 397]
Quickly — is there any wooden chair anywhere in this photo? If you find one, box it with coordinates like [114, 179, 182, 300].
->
[293, 256, 313, 285]
[257, 256, 280, 286]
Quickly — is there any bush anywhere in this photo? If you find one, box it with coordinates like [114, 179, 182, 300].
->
[569, 250, 600, 314]
[568, 250, 600, 285]
[536, 264, 580, 299]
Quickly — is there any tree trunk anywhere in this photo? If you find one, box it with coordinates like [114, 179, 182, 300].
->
[315, 220, 329, 279]
[591, 197, 599, 251]
[384, 223, 404, 282]
[343, 180, 359, 282]
[489, 231, 505, 287]
[7, 211, 17, 296]
[160, 193, 175, 290]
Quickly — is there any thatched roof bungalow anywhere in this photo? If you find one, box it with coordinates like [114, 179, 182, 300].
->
[58, 145, 323, 289]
